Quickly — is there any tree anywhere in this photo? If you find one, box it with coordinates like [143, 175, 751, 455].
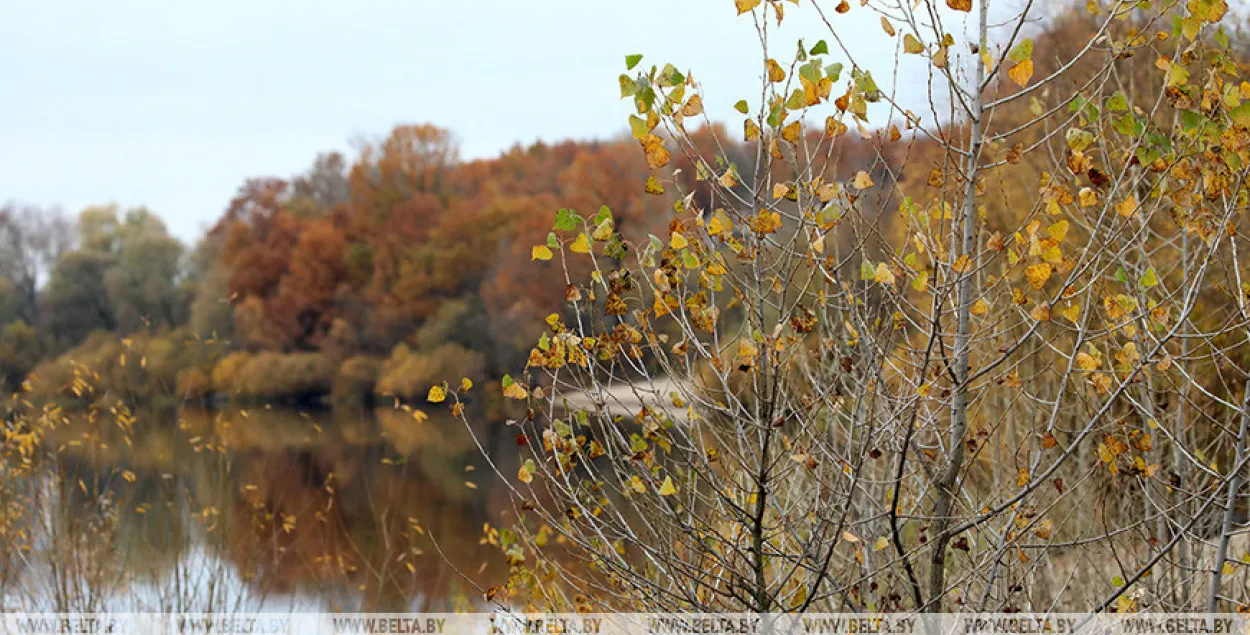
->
[43, 249, 116, 346]
[0, 204, 71, 324]
[456, 0, 1250, 614]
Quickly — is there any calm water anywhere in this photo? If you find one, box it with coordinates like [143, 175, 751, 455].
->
[1, 406, 517, 612]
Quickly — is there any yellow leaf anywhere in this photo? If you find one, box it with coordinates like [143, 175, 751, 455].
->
[460, 377, 473, 391]
[1116, 196, 1138, 217]
[1008, 60, 1034, 87]
[658, 476, 678, 496]
[719, 169, 739, 188]
[1076, 351, 1100, 371]
[766, 59, 786, 83]
[825, 117, 848, 138]
[744, 118, 761, 141]
[532, 245, 553, 261]
[874, 536, 890, 552]
[681, 94, 704, 117]
[880, 17, 895, 36]
[708, 210, 733, 236]
[645, 176, 665, 195]
[952, 254, 972, 273]
[904, 34, 925, 54]
[970, 298, 989, 316]
[874, 263, 896, 285]
[842, 531, 859, 543]
[640, 134, 671, 169]
[1041, 245, 1063, 264]
[735, 0, 761, 14]
[570, 233, 591, 254]
[782, 121, 801, 143]
[772, 182, 790, 199]
[670, 231, 690, 250]
[853, 171, 874, 190]
[427, 385, 446, 403]
[1060, 302, 1080, 322]
[1017, 468, 1030, 487]
[1047, 220, 1070, 242]
[1030, 302, 1051, 321]
[947, 0, 971, 11]
[1079, 188, 1098, 208]
[631, 476, 646, 493]
[1025, 263, 1052, 290]
[518, 462, 534, 484]
[592, 218, 614, 241]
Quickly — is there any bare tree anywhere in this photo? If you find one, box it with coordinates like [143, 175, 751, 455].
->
[447, 0, 1250, 614]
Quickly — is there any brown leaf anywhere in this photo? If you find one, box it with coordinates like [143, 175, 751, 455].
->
[947, 0, 972, 11]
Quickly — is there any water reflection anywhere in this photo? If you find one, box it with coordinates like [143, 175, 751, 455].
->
[2, 406, 514, 612]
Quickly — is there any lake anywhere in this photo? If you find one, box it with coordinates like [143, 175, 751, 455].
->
[0, 405, 518, 613]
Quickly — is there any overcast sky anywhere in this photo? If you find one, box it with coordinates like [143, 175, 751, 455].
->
[1, 0, 924, 243]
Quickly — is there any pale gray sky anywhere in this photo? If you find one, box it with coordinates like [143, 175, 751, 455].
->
[1, 0, 921, 242]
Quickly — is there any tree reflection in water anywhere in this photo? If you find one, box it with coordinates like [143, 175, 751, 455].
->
[0, 406, 513, 612]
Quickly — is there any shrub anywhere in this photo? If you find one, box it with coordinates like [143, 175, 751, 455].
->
[332, 355, 382, 401]
[376, 342, 485, 400]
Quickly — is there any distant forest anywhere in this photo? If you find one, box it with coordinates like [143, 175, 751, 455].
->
[1, 122, 878, 407]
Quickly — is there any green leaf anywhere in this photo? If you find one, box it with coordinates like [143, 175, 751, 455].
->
[785, 89, 806, 110]
[1140, 268, 1159, 288]
[1111, 576, 1125, 587]
[1230, 103, 1250, 127]
[554, 208, 580, 232]
[629, 114, 650, 139]
[1114, 114, 1144, 137]
[619, 74, 637, 99]
[1066, 128, 1095, 152]
[766, 101, 785, 128]
[1181, 110, 1207, 132]
[625, 54, 643, 70]
[681, 249, 699, 269]
[635, 86, 657, 113]
[825, 62, 843, 83]
[861, 260, 876, 281]
[1106, 91, 1129, 112]
[502, 374, 514, 388]
[810, 39, 829, 56]
[734, 99, 750, 114]
[1114, 267, 1128, 284]
[546, 232, 559, 249]
[594, 205, 613, 225]
[604, 233, 627, 259]
[1007, 38, 1033, 63]
[799, 60, 823, 85]
[853, 69, 879, 96]
[658, 63, 685, 88]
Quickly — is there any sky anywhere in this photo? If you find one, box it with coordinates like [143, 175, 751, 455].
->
[1, 0, 924, 243]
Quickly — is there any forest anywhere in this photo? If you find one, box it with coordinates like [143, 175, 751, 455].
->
[0, 113, 878, 408]
[0, 126, 677, 406]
